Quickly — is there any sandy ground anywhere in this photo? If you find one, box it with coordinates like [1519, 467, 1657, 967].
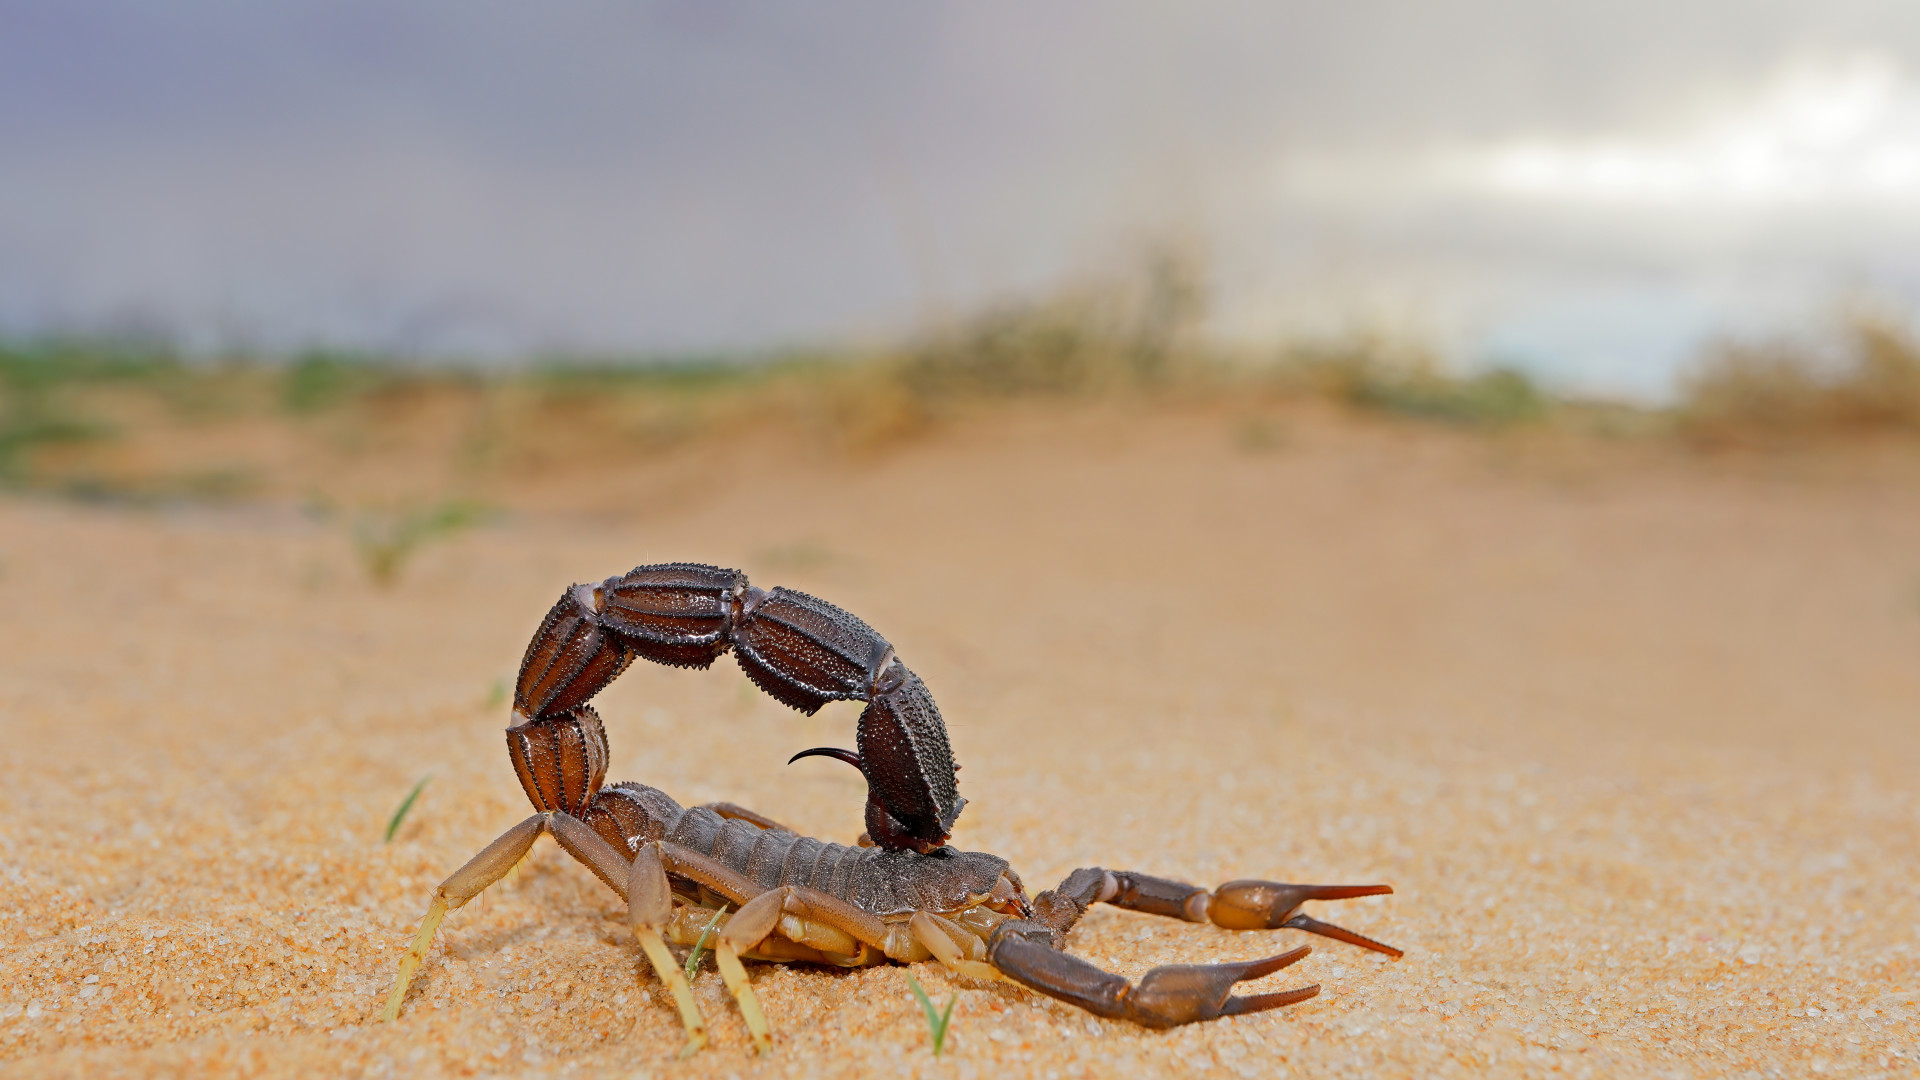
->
[2, 403, 1918, 1078]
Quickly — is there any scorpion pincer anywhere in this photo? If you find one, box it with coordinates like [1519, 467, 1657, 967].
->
[382, 563, 1401, 1055]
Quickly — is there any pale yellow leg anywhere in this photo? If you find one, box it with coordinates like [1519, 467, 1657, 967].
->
[908, 911, 1004, 983]
[635, 927, 708, 1057]
[381, 813, 547, 1022]
[628, 844, 708, 1057]
[381, 897, 450, 1022]
[714, 941, 772, 1055]
[713, 888, 786, 1055]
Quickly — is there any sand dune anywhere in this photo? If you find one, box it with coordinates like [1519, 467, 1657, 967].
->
[2, 404, 1916, 1077]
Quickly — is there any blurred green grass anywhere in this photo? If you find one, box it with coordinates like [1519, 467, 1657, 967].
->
[6, 261, 1919, 507]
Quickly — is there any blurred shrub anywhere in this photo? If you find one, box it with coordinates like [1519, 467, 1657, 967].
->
[1681, 313, 1920, 443]
[0, 339, 175, 479]
[1286, 338, 1547, 428]
[283, 350, 402, 413]
[900, 241, 1206, 401]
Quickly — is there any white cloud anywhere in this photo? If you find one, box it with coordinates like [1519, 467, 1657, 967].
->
[1458, 55, 1920, 207]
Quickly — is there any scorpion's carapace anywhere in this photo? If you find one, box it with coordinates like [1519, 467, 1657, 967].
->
[509, 562, 963, 852]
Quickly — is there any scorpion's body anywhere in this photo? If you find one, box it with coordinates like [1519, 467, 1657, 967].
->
[598, 781, 1023, 971]
[383, 563, 1401, 1054]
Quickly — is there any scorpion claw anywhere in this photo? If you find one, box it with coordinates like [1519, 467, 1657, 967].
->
[1207, 880, 1402, 958]
[1280, 913, 1405, 958]
[1130, 945, 1319, 1025]
[987, 924, 1318, 1028]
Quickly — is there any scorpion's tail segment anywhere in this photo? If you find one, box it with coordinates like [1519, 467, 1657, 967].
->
[856, 664, 964, 851]
[785, 742, 965, 855]
[598, 563, 746, 670]
[514, 585, 634, 719]
[986, 922, 1318, 1028]
[736, 586, 966, 852]
[382, 814, 549, 1023]
[515, 565, 742, 721]
[733, 586, 894, 714]
[1209, 881, 1403, 958]
[506, 706, 609, 816]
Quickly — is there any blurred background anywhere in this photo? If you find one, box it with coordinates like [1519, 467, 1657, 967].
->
[9, 2, 1920, 397]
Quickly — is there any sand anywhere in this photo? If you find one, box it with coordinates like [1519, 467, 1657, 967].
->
[2, 403, 1917, 1078]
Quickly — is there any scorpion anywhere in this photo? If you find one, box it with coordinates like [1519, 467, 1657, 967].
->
[382, 563, 1401, 1053]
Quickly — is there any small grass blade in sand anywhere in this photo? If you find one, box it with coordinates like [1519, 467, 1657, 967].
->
[384, 776, 432, 842]
[352, 500, 491, 587]
[684, 904, 728, 981]
[905, 971, 958, 1055]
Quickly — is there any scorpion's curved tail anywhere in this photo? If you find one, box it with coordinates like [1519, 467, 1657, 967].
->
[504, 563, 963, 851]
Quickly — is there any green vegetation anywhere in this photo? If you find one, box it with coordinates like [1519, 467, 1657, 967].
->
[683, 904, 728, 981]
[384, 775, 431, 842]
[1341, 364, 1546, 427]
[904, 971, 958, 1056]
[0, 339, 149, 479]
[351, 500, 492, 587]
[283, 350, 397, 413]
[1272, 336, 1549, 428]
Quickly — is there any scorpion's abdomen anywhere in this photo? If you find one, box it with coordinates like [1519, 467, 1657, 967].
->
[851, 847, 1012, 917]
[599, 563, 745, 669]
[581, 780, 1004, 919]
[734, 587, 892, 713]
[581, 781, 680, 855]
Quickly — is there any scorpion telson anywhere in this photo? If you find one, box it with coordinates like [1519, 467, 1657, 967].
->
[382, 563, 1402, 1054]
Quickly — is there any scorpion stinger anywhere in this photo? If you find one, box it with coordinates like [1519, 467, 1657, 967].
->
[788, 746, 863, 769]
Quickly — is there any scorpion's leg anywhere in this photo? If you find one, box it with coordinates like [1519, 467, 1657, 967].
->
[698, 802, 795, 832]
[382, 814, 547, 1022]
[708, 883, 903, 1054]
[1029, 868, 1402, 958]
[639, 844, 899, 1053]
[718, 883, 893, 959]
[548, 816, 733, 1056]
[627, 844, 708, 1057]
[908, 911, 1005, 982]
[630, 844, 784, 1055]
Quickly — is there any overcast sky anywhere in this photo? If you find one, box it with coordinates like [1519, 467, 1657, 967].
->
[7, 1, 1920, 396]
